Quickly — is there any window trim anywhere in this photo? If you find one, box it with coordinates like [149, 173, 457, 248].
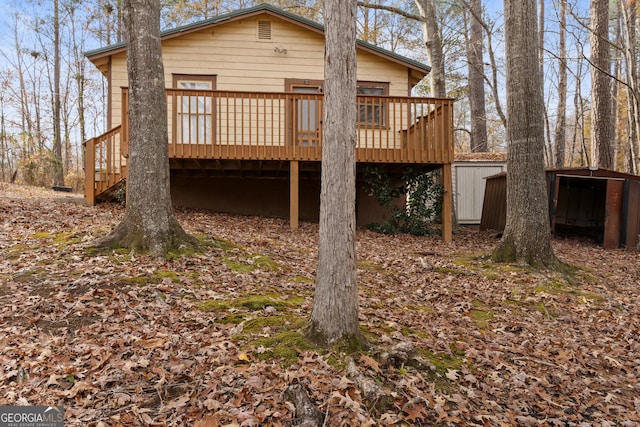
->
[357, 81, 389, 128]
[172, 74, 217, 146]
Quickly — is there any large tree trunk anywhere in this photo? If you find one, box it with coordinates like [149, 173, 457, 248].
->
[466, 0, 488, 152]
[414, 0, 446, 97]
[96, 0, 195, 256]
[590, 0, 614, 169]
[492, 0, 556, 268]
[553, 0, 567, 167]
[308, 0, 362, 347]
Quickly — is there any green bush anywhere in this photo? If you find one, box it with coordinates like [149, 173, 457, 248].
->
[362, 165, 443, 236]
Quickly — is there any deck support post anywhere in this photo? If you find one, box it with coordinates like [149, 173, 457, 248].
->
[85, 138, 96, 206]
[442, 162, 453, 242]
[290, 160, 299, 229]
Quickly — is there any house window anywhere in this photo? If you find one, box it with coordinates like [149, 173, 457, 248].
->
[357, 82, 389, 127]
[173, 75, 216, 145]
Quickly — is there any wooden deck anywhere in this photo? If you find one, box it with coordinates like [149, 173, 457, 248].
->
[84, 88, 454, 239]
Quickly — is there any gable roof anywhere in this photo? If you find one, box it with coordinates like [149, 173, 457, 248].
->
[85, 3, 430, 76]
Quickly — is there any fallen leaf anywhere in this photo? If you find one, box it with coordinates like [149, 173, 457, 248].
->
[359, 354, 381, 374]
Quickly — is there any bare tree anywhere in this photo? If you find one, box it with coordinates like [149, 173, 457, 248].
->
[492, 0, 557, 268]
[465, 0, 487, 152]
[308, 0, 363, 346]
[590, 0, 614, 169]
[553, 0, 568, 167]
[52, 0, 64, 186]
[96, 0, 195, 256]
[414, 0, 446, 97]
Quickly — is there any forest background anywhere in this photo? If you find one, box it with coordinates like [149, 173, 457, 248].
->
[0, 0, 638, 190]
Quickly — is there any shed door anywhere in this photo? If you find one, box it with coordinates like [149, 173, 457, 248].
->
[625, 180, 640, 249]
[603, 179, 624, 249]
[455, 165, 506, 224]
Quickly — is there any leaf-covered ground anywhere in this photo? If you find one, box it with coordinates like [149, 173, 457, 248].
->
[1, 183, 639, 426]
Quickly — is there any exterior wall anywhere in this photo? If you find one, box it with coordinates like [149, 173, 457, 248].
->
[107, 14, 411, 129]
[169, 172, 400, 226]
[453, 161, 506, 224]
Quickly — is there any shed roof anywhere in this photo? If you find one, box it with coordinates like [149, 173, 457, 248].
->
[484, 167, 640, 181]
[85, 3, 431, 77]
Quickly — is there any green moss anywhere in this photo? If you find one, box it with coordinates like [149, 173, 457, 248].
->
[434, 267, 466, 275]
[357, 260, 387, 273]
[225, 258, 255, 273]
[470, 309, 494, 329]
[251, 330, 317, 365]
[400, 326, 430, 339]
[577, 293, 605, 305]
[165, 245, 200, 261]
[32, 231, 54, 239]
[230, 316, 315, 367]
[12, 267, 46, 283]
[199, 299, 231, 312]
[293, 275, 314, 283]
[243, 316, 302, 334]
[210, 237, 241, 251]
[121, 275, 149, 285]
[534, 279, 572, 295]
[224, 253, 280, 273]
[484, 272, 500, 280]
[326, 354, 344, 369]
[417, 348, 466, 374]
[217, 313, 247, 324]
[453, 254, 528, 280]
[198, 293, 305, 313]
[333, 332, 370, 354]
[6, 243, 29, 259]
[153, 270, 181, 282]
[405, 304, 434, 314]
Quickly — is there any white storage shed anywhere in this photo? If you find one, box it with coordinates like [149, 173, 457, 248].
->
[453, 153, 507, 225]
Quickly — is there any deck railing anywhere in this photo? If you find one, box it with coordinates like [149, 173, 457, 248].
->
[83, 125, 125, 205]
[123, 88, 453, 163]
[86, 88, 453, 201]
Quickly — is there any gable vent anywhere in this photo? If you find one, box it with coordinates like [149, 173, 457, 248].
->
[257, 20, 272, 40]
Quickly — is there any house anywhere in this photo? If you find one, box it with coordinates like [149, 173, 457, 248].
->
[83, 3, 454, 240]
[480, 168, 640, 249]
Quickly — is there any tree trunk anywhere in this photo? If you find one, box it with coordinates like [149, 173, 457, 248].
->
[483, 17, 508, 130]
[620, 0, 639, 174]
[590, 0, 614, 169]
[492, 0, 556, 268]
[414, 0, 446, 97]
[553, 0, 567, 168]
[52, 0, 64, 186]
[466, 0, 488, 152]
[96, 0, 195, 256]
[309, 0, 362, 347]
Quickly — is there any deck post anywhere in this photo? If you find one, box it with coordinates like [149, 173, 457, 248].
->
[290, 160, 299, 229]
[84, 138, 96, 206]
[442, 162, 453, 242]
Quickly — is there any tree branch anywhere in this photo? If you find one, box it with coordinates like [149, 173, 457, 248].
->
[356, 1, 425, 22]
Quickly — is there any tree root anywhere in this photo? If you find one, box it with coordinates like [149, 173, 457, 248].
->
[379, 341, 436, 371]
[346, 357, 386, 404]
[283, 383, 324, 427]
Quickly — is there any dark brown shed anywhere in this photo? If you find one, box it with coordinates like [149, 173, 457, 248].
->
[480, 168, 640, 249]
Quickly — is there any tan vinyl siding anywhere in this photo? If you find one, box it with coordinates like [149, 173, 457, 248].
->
[107, 15, 413, 129]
